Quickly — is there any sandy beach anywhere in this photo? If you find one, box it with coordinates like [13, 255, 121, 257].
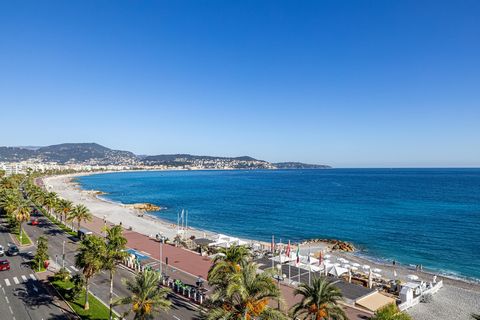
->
[42, 173, 480, 320]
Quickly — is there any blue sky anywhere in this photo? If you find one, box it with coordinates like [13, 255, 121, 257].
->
[1, 1, 479, 167]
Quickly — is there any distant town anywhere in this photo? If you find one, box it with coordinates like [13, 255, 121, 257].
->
[0, 143, 330, 175]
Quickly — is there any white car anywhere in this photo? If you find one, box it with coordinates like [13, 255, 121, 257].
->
[0, 245, 4, 257]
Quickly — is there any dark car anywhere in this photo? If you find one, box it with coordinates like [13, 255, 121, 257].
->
[0, 260, 10, 271]
[7, 245, 19, 256]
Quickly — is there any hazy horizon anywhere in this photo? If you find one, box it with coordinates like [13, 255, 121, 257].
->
[1, 1, 479, 167]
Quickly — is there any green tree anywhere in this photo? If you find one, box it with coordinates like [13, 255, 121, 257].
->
[68, 204, 92, 230]
[370, 303, 412, 320]
[290, 277, 347, 320]
[34, 236, 49, 271]
[115, 269, 171, 320]
[104, 225, 128, 320]
[57, 199, 73, 223]
[44, 192, 59, 219]
[208, 245, 250, 288]
[75, 235, 106, 310]
[14, 198, 31, 243]
[207, 262, 286, 320]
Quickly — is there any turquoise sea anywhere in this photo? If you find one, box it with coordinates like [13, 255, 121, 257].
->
[77, 169, 480, 281]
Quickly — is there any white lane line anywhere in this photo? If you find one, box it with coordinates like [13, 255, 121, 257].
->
[21, 275, 28, 282]
[5, 296, 9, 303]
[13, 277, 19, 285]
[173, 316, 181, 320]
[1, 287, 5, 294]
[4, 279, 10, 286]
[29, 274, 36, 280]
[70, 266, 79, 272]
[8, 306, 13, 314]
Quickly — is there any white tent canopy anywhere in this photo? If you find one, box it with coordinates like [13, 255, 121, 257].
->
[328, 266, 349, 277]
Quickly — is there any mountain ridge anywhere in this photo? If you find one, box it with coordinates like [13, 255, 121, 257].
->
[0, 143, 330, 169]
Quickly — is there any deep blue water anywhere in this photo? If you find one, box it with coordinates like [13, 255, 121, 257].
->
[77, 169, 480, 280]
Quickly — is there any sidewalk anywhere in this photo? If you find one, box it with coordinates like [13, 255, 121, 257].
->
[35, 270, 79, 320]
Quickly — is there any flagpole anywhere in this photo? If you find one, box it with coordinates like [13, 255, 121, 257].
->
[288, 240, 291, 283]
[271, 235, 275, 270]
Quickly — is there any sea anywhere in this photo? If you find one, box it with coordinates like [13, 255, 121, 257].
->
[76, 169, 480, 281]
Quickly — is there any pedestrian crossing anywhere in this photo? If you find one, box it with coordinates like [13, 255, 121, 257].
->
[2, 274, 36, 287]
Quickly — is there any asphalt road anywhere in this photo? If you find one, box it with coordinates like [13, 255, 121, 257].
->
[23, 211, 201, 320]
[0, 217, 73, 320]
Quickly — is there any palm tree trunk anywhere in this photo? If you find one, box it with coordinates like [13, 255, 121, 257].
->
[84, 278, 90, 310]
[19, 222, 23, 244]
[78, 219, 81, 231]
[109, 269, 114, 320]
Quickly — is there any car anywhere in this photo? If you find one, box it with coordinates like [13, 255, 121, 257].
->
[0, 260, 10, 271]
[7, 245, 19, 256]
[30, 218, 39, 226]
[0, 245, 4, 257]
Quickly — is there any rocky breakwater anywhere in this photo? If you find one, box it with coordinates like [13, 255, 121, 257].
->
[124, 203, 162, 211]
[301, 238, 355, 252]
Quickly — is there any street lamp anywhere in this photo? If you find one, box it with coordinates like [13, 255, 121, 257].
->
[103, 215, 107, 237]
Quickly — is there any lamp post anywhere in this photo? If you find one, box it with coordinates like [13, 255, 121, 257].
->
[62, 240, 65, 268]
[159, 235, 165, 275]
[275, 264, 283, 310]
[103, 215, 107, 237]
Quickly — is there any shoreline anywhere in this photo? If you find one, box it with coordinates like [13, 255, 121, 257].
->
[41, 171, 480, 319]
[44, 171, 480, 287]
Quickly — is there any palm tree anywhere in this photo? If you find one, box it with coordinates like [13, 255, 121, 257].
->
[207, 262, 286, 320]
[208, 245, 250, 285]
[57, 199, 73, 223]
[44, 192, 59, 219]
[75, 235, 106, 310]
[14, 198, 31, 244]
[290, 277, 347, 320]
[370, 303, 412, 320]
[68, 204, 92, 231]
[115, 269, 171, 320]
[104, 225, 128, 320]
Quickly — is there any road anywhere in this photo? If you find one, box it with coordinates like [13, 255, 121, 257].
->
[0, 217, 73, 320]
[23, 211, 201, 320]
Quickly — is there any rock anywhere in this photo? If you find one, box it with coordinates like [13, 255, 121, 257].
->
[125, 203, 162, 211]
[300, 238, 355, 252]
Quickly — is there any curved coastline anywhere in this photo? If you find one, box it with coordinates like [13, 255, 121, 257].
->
[43, 172, 480, 290]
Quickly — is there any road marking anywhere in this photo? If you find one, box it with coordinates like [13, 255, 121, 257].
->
[173, 316, 181, 320]
[70, 265, 79, 272]
[4, 279, 10, 286]
[29, 274, 36, 280]
[21, 275, 28, 282]
[8, 306, 13, 314]
[5, 296, 9, 303]
[13, 277, 19, 285]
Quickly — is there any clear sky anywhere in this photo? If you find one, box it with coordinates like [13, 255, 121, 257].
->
[1, 1, 479, 167]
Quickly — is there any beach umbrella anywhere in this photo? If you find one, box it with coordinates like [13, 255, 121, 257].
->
[407, 274, 419, 281]
[373, 268, 382, 273]
[338, 258, 347, 263]
[352, 262, 361, 267]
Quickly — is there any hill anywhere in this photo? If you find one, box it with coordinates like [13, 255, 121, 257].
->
[273, 162, 331, 169]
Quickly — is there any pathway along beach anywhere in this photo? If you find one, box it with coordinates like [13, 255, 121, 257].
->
[43, 173, 480, 320]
